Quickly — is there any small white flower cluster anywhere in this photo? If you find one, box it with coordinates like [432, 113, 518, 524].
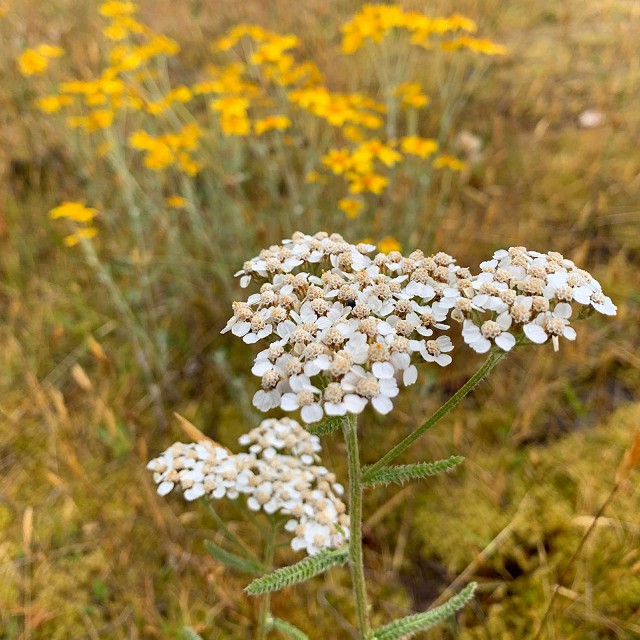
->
[147, 418, 349, 556]
[224, 232, 468, 423]
[460, 247, 617, 353]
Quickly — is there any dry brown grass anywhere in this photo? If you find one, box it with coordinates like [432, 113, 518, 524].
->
[1, 0, 639, 638]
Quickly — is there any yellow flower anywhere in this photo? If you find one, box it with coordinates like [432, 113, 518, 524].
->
[67, 110, 114, 132]
[220, 113, 251, 136]
[36, 95, 73, 113]
[165, 195, 187, 208]
[254, 115, 291, 135]
[168, 85, 192, 103]
[35, 44, 64, 58]
[304, 170, 327, 184]
[144, 143, 174, 170]
[338, 197, 365, 219]
[377, 236, 402, 254]
[356, 139, 402, 168]
[211, 96, 249, 117]
[50, 202, 98, 223]
[394, 82, 429, 109]
[322, 148, 352, 175]
[129, 130, 155, 150]
[343, 125, 364, 142]
[442, 36, 506, 55]
[400, 136, 438, 158]
[103, 21, 129, 40]
[99, 1, 137, 17]
[433, 154, 466, 171]
[17, 49, 49, 76]
[177, 152, 202, 176]
[348, 172, 389, 195]
[64, 227, 98, 247]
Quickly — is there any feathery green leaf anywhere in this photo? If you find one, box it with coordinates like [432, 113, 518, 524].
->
[267, 616, 309, 639]
[181, 628, 204, 640]
[204, 540, 265, 574]
[367, 582, 477, 640]
[245, 547, 348, 596]
[306, 415, 345, 436]
[362, 455, 464, 487]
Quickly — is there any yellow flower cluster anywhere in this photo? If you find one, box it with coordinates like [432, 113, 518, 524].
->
[28, 0, 494, 247]
[394, 82, 429, 109]
[129, 124, 203, 174]
[341, 4, 505, 57]
[17, 44, 64, 76]
[49, 202, 99, 246]
[289, 88, 385, 130]
[32, 0, 182, 134]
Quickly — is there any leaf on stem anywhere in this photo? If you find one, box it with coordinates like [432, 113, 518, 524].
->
[244, 547, 348, 596]
[362, 455, 464, 487]
[306, 415, 345, 436]
[366, 582, 477, 640]
[204, 540, 266, 574]
[267, 616, 310, 639]
[181, 628, 204, 640]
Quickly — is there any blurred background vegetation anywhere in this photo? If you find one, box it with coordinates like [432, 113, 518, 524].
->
[1, 0, 639, 638]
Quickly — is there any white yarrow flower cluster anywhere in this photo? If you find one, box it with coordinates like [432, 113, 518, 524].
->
[461, 247, 617, 353]
[224, 232, 469, 423]
[147, 418, 349, 555]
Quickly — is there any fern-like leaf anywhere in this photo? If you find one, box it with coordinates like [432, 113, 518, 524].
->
[267, 616, 309, 639]
[306, 415, 344, 436]
[244, 547, 348, 596]
[362, 455, 464, 487]
[367, 582, 477, 640]
[204, 540, 265, 574]
[181, 628, 204, 640]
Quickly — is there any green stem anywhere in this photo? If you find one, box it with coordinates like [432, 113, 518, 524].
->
[362, 349, 507, 483]
[257, 521, 277, 640]
[343, 413, 371, 637]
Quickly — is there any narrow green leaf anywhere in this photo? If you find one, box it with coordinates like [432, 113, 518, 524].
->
[367, 582, 477, 640]
[181, 627, 204, 640]
[244, 547, 348, 596]
[362, 455, 464, 487]
[267, 616, 309, 639]
[204, 540, 265, 574]
[306, 415, 344, 436]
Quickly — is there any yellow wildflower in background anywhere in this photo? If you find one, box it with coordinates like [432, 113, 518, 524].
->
[220, 113, 251, 136]
[322, 148, 352, 175]
[400, 136, 438, 158]
[165, 195, 187, 208]
[348, 172, 389, 195]
[377, 236, 402, 253]
[67, 109, 114, 132]
[17, 44, 64, 76]
[441, 36, 507, 55]
[36, 95, 73, 113]
[394, 82, 429, 109]
[355, 139, 402, 168]
[50, 202, 98, 223]
[64, 228, 99, 246]
[338, 197, 365, 219]
[99, 1, 137, 17]
[254, 115, 291, 135]
[305, 171, 327, 184]
[433, 154, 466, 171]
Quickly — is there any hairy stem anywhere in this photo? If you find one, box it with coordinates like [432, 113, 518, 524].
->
[362, 349, 507, 483]
[257, 521, 277, 640]
[343, 413, 370, 637]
